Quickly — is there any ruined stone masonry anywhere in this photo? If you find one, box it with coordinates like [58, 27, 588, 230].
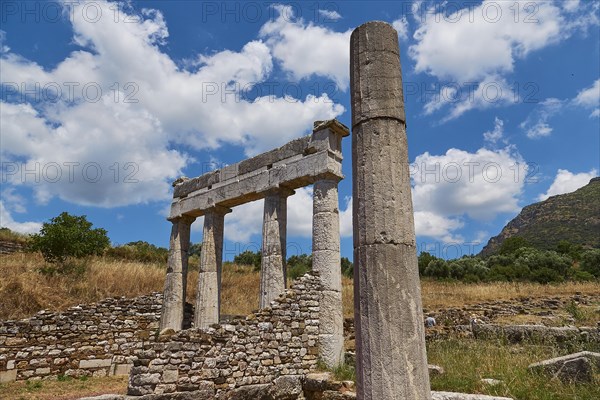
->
[0, 294, 163, 383]
[161, 119, 349, 368]
[128, 274, 322, 397]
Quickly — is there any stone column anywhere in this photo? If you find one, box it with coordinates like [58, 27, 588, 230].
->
[312, 178, 344, 367]
[194, 206, 230, 330]
[350, 22, 431, 399]
[160, 215, 195, 332]
[260, 188, 294, 309]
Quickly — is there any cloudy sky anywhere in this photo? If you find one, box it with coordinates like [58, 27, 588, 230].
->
[1, 0, 598, 260]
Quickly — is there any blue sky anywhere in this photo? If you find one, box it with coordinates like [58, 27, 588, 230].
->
[1, 0, 599, 261]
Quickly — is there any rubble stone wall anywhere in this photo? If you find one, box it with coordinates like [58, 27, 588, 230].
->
[0, 294, 162, 383]
[127, 274, 322, 397]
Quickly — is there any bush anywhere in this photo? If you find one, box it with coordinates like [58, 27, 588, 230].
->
[341, 257, 353, 278]
[513, 248, 572, 281]
[105, 241, 168, 264]
[571, 270, 596, 282]
[424, 259, 450, 279]
[29, 212, 109, 264]
[234, 250, 261, 270]
[287, 254, 312, 280]
[580, 249, 600, 277]
[499, 236, 532, 255]
[418, 251, 437, 275]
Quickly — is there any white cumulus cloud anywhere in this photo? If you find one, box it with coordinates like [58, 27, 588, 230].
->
[573, 79, 600, 118]
[411, 145, 527, 242]
[537, 169, 598, 201]
[0, 201, 41, 234]
[0, 0, 344, 208]
[259, 5, 352, 91]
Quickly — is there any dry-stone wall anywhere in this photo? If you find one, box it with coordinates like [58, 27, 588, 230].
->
[0, 294, 163, 383]
[0, 240, 26, 254]
[127, 274, 321, 397]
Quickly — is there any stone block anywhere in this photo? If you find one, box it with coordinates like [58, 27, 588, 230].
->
[0, 369, 17, 383]
[112, 363, 132, 376]
[79, 358, 113, 369]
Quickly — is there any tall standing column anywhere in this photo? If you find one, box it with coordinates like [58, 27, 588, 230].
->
[260, 188, 294, 309]
[194, 206, 230, 329]
[160, 215, 195, 332]
[350, 22, 431, 399]
[312, 178, 344, 367]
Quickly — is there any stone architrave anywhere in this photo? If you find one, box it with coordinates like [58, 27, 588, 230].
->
[160, 215, 195, 332]
[350, 21, 431, 399]
[312, 178, 344, 367]
[195, 206, 231, 329]
[260, 188, 294, 309]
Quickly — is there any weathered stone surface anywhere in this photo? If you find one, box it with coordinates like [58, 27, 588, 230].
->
[79, 358, 112, 369]
[312, 178, 344, 367]
[473, 324, 596, 344]
[0, 369, 17, 383]
[195, 207, 229, 329]
[222, 384, 272, 400]
[160, 216, 195, 332]
[260, 189, 293, 309]
[528, 351, 600, 382]
[169, 122, 347, 219]
[269, 375, 304, 399]
[350, 21, 430, 400]
[429, 364, 445, 376]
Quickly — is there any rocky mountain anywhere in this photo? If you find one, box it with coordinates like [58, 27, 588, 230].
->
[480, 177, 600, 256]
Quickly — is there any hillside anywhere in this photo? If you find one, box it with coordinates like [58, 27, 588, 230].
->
[481, 177, 600, 256]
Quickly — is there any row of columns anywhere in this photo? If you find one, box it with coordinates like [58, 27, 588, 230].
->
[160, 181, 344, 367]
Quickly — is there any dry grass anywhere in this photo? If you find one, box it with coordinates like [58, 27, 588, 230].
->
[0, 376, 127, 400]
[1, 253, 599, 321]
[0, 253, 166, 320]
[420, 279, 600, 310]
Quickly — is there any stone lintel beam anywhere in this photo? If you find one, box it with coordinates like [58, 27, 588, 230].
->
[194, 206, 231, 330]
[259, 188, 294, 309]
[160, 215, 195, 332]
[169, 150, 343, 220]
[172, 119, 349, 200]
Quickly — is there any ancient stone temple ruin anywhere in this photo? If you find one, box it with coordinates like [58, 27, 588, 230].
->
[160, 119, 349, 367]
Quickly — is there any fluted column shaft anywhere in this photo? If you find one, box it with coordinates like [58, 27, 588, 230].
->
[313, 179, 344, 367]
[160, 215, 195, 332]
[350, 21, 431, 399]
[260, 188, 294, 309]
[195, 206, 230, 329]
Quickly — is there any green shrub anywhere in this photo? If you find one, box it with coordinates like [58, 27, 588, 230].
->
[29, 212, 109, 264]
[499, 236, 532, 255]
[234, 250, 261, 270]
[418, 251, 437, 275]
[580, 249, 600, 277]
[424, 259, 450, 279]
[287, 254, 312, 280]
[105, 241, 168, 264]
[341, 257, 353, 278]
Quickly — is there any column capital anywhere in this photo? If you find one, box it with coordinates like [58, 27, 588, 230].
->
[316, 175, 343, 184]
[167, 214, 196, 224]
[206, 205, 232, 215]
[264, 186, 295, 198]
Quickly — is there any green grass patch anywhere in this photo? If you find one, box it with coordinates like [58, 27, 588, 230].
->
[427, 339, 600, 400]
